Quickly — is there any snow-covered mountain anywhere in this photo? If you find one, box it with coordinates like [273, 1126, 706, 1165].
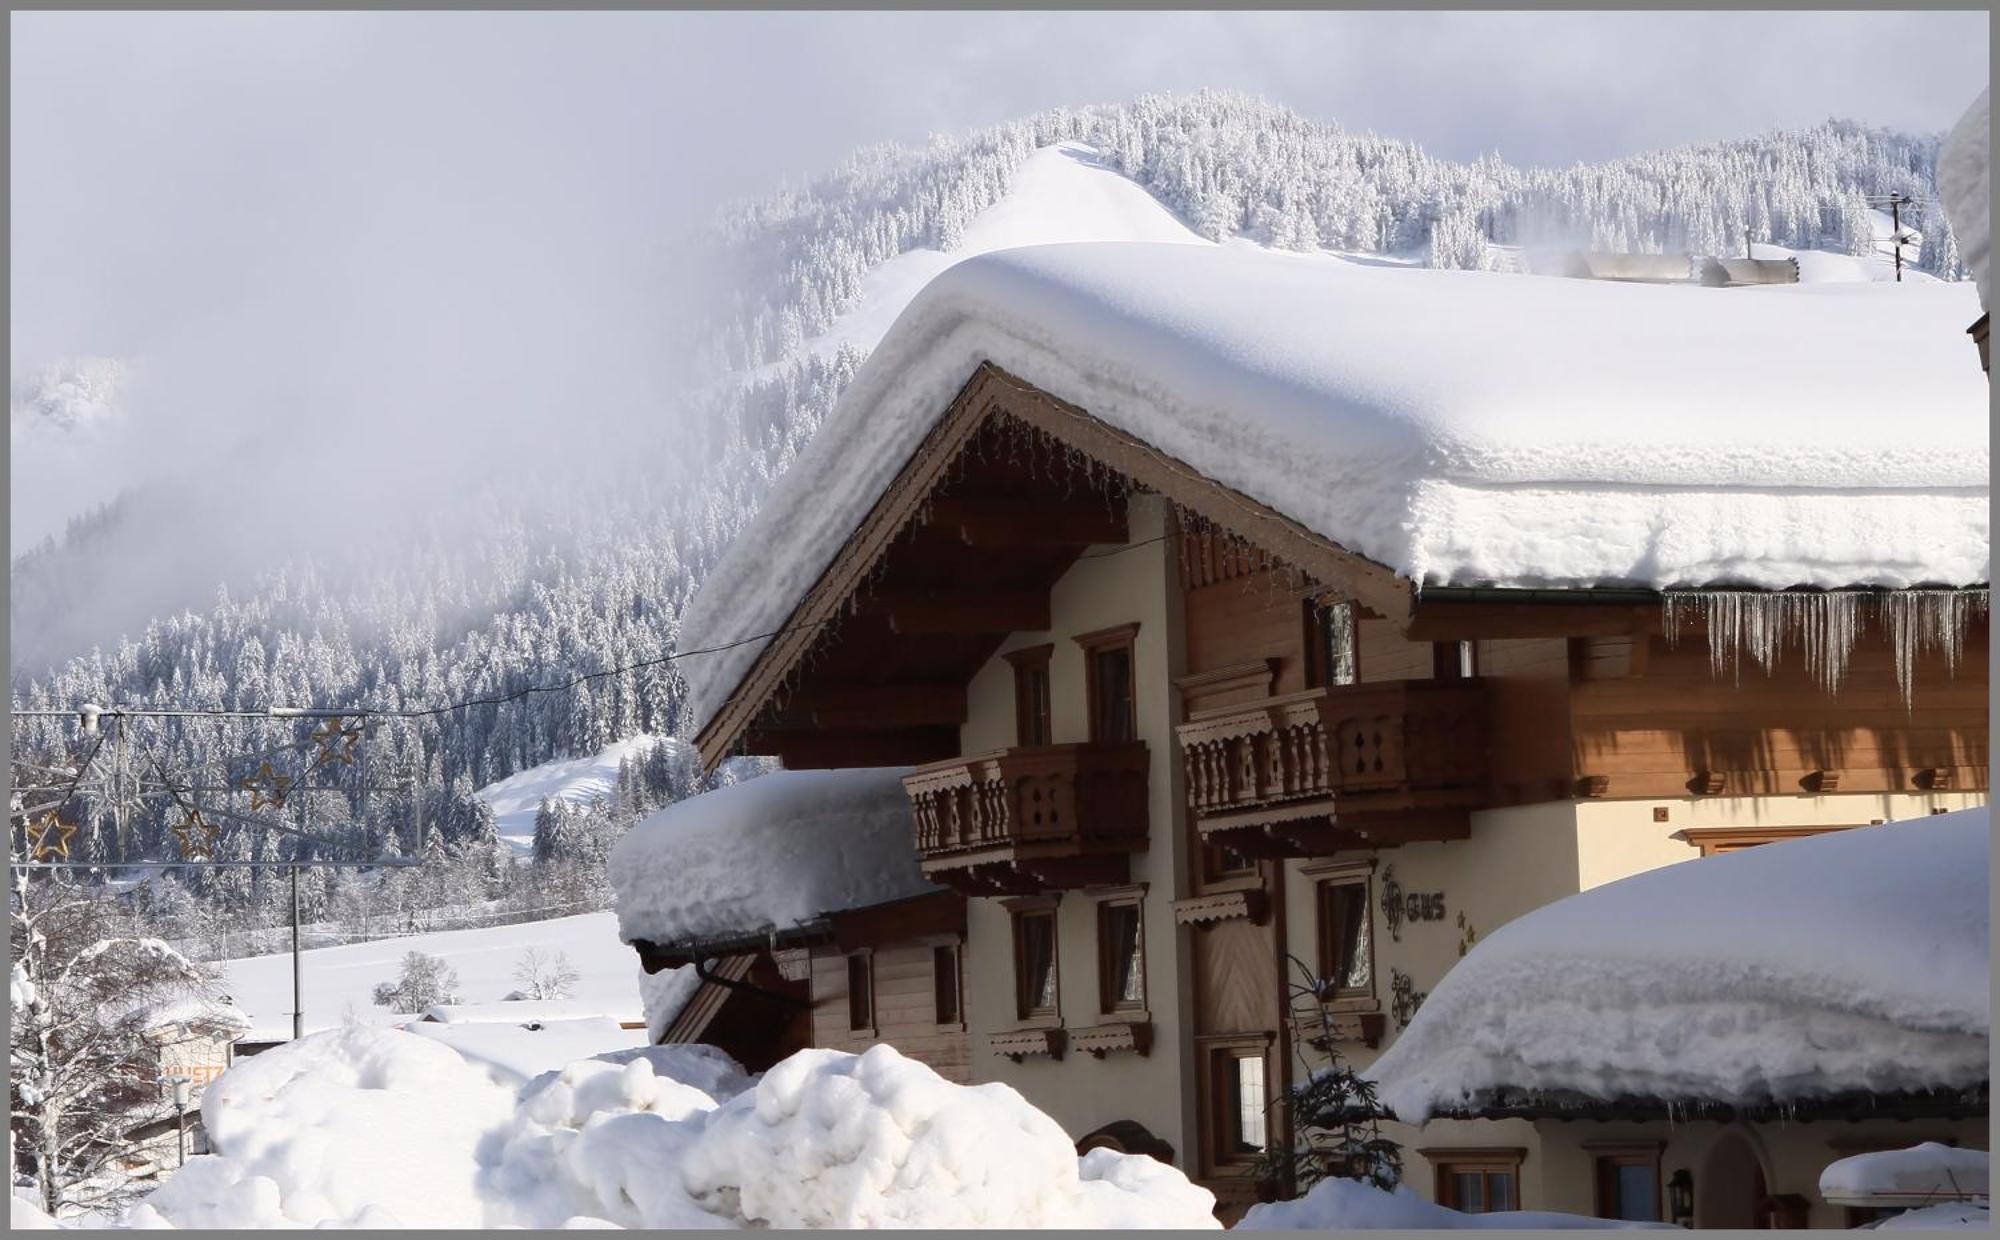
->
[10, 94, 1971, 906]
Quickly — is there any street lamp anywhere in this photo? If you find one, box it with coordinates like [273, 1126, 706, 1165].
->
[158, 1075, 193, 1168]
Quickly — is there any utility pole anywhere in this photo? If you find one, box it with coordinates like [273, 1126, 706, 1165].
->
[291, 865, 303, 1041]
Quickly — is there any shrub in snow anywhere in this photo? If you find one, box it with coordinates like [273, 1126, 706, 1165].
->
[1257, 956, 1402, 1193]
[513, 947, 581, 1001]
[370, 950, 462, 1013]
[1237, 1177, 1668, 1230]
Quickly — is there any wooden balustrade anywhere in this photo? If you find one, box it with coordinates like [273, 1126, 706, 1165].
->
[903, 742, 1149, 892]
[1176, 680, 1488, 849]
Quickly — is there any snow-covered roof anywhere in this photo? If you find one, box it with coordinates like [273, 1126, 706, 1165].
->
[1820, 1142, 1989, 1208]
[1938, 89, 1991, 308]
[680, 242, 1988, 733]
[1367, 807, 1989, 1122]
[608, 768, 942, 949]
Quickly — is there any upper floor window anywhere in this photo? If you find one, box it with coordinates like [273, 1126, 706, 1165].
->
[932, 942, 961, 1026]
[1433, 639, 1477, 680]
[1315, 872, 1374, 1001]
[846, 951, 874, 1032]
[1096, 894, 1146, 1014]
[1004, 644, 1054, 747]
[1009, 900, 1060, 1023]
[1076, 623, 1140, 743]
[1306, 599, 1358, 688]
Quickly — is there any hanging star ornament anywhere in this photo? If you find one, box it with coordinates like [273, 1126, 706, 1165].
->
[25, 813, 78, 861]
[171, 809, 222, 860]
[237, 762, 295, 811]
[310, 717, 364, 769]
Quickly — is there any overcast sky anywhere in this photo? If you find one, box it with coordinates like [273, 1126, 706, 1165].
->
[13, 10, 1989, 371]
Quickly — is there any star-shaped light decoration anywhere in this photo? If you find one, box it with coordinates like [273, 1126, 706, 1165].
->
[25, 813, 78, 861]
[237, 762, 295, 811]
[309, 716, 364, 769]
[170, 809, 221, 860]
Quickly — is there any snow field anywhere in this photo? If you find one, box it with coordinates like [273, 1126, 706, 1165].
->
[475, 733, 669, 858]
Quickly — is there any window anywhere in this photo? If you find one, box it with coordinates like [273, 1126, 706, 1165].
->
[1589, 1144, 1663, 1222]
[1426, 1149, 1525, 1214]
[1305, 599, 1358, 688]
[1231, 1054, 1268, 1153]
[846, 952, 873, 1032]
[1315, 875, 1373, 1001]
[1076, 623, 1140, 743]
[1010, 904, 1060, 1022]
[1096, 896, 1146, 1014]
[1004, 644, 1054, 747]
[932, 943, 961, 1026]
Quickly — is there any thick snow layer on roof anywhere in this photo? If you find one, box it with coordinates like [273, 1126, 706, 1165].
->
[1820, 1142, 1989, 1206]
[1938, 89, 1991, 307]
[609, 768, 938, 948]
[1238, 1177, 1667, 1230]
[680, 242, 1988, 732]
[1368, 808, 1989, 1122]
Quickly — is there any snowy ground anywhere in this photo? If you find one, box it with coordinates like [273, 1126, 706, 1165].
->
[214, 911, 653, 1045]
[475, 734, 668, 858]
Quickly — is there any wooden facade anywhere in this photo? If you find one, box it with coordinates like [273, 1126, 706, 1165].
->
[683, 362, 1989, 1221]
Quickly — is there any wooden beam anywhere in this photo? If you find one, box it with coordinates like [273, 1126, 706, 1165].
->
[781, 683, 967, 729]
[1403, 601, 1656, 641]
[930, 496, 1127, 548]
[858, 589, 1051, 635]
[745, 726, 960, 770]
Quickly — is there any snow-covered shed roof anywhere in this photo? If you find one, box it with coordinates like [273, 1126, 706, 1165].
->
[608, 768, 942, 950]
[680, 243, 1988, 734]
[1367, 807, 1989, 1122]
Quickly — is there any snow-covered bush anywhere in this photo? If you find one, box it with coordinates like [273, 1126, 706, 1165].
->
[370, 950, 462, 1013]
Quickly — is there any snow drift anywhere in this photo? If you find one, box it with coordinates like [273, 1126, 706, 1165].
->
[1368, 808, 1990, 1121]
[609, 767, 940, 948]
[114, 1028, 1218, 1229]
[1237, 1177, 1668, 1230]
[680, 241, 1988, 732]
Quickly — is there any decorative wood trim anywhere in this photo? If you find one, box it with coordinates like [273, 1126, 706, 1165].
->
[1002, 643, 1055, 668]
[1069, 1020, 1152, 1059]
[1298, 857, 1376, 880]
[1671, 823, 1860, 856]
[1577, 775, 1611, 798]
[770, 947, 812, 983]
[1074, 621, 1143, 650]
[1172, 889, 1269, 926]
[1175, 659, 1282, 715]
[1287, 1007, 1386, 1051]
[990, 1027, 1065, 1063]
[694, 362, 1413, 769]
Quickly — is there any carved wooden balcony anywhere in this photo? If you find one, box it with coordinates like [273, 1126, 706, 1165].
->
[1176, 680, 1488, 854]
[903, 742, 1149, 893]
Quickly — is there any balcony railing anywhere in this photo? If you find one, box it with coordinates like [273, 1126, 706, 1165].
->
[903, 742, 1149, 890]
[1176, 680, 1488, 840]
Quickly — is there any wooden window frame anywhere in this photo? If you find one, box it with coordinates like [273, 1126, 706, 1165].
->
[1003, 643, 1055, 748]
[1423, 1147, 1526, 1214]
[1672, 824, 1858, 856]
[1075, 622, 1141, 744]
[1093, 886, 1148, 1016]
[1432, 639, 1477, 681]
[1005, 895, 1062, 1027]
[928, 938, 964, 1030]
[845, 949, 875, 1035]
[1303, 858, 1377, 1011]
[1303, 597, 1360, 689]
[1586, 1140, 1664, 1222]
[1198, 1033, 1277, 1175]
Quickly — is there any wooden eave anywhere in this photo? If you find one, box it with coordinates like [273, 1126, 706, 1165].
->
[695, 362, 1413, 769]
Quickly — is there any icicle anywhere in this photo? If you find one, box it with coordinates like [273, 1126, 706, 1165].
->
[1881, 588, 1990, 708]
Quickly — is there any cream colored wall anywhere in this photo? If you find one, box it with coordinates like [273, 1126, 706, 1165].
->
[1281, 801, 1581, 1078]
[1574, 791, 1987, 890]
[960, 494, 1196, 1165]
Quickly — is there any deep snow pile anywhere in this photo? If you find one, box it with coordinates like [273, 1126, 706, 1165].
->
[407, 1017, 650, 1088]
[609, 768, 940, 948]
[680, 242, 1988, 730]
[113, 1029, 1218, 1229]
[1368, 808, 1989, 1121]
[1238, 1177, 1667, 1230]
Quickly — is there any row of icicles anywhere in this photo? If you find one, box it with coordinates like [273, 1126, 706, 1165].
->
[1662, 589, 1990, 706]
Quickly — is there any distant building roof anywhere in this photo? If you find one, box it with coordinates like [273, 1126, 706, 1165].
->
[1700, 255, 1800, 287]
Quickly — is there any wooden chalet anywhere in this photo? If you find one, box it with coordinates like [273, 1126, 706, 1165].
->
[668, 244, 1989, 1220]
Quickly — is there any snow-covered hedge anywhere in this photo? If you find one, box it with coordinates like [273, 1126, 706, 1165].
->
[111, 1028, 1219, 1229]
